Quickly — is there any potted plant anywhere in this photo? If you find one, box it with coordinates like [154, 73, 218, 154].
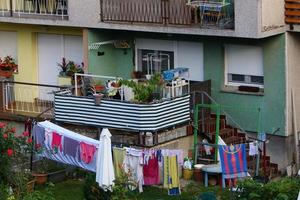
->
[92, 80, 106, 93]
[31, 158, 67, 185]
[120, 74, 164, 103]
[0, 56, 18, 78]
[57, 58, 85, 86]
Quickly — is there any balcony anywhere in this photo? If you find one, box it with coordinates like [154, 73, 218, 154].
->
[100, 0, 235, 30]
[285, 0, 300, 24]
[0, 80, 66, 120]
[0, 0, 68, 20]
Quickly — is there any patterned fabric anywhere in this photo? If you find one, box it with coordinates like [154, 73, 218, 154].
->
[218, 144, 248, 179]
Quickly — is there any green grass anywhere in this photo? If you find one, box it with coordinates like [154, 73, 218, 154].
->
[40, 179, 232, 200]
[38, 180, 85, 200]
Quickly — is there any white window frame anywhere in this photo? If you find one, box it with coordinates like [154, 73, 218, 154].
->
[224, 44, 264, 88]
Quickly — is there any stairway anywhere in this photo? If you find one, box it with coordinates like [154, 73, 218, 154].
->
[196, 114, 281, 178]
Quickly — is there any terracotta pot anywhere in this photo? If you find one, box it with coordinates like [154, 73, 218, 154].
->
[0, 70, 13, 78]
[94, 85, 105, 92]
[32, 173, 48, 185]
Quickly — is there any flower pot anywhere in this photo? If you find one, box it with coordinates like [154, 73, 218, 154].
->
[93, 93, 104, 105]
[94, 85, 106, 92]
[0, 70, 13, 78]
[183, 169, 193, 180]
[32, 173, 48, 185]
[58, 76, 72, 86]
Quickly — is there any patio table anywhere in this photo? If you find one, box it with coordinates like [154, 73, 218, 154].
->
[201, 164, 225, 188]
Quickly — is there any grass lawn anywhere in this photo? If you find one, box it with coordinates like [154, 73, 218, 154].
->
[46, 179, 232, 200]
[37, 179, 85, 200]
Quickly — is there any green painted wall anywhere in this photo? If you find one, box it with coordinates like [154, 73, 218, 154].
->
[87, 30, 286, 136]
[88, 29, 134, 79]
[203, 34, 286, 136]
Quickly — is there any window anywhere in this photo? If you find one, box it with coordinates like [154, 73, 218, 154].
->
[135, 38, 204, 81]
[225, 44, 264, 88]
[137, 49, 174, 75]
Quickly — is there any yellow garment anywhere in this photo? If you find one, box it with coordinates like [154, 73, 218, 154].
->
[163, 156, 180, 189]
[169, 156, 179, 189]
[113, 148, 126, 179]
[163, 156, 169, 188]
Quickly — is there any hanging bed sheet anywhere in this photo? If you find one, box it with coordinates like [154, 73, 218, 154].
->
[33, 121, 100, 172]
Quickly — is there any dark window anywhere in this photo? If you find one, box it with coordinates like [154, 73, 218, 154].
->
[137, 49, 174, 75]
[250, 76, 264, 85]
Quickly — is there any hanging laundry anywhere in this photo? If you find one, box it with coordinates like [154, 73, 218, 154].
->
[218, 144, 248, 179]
[33, 125, 45, 146]
[143, 153, 159, 185]
[203, 139, 212, 156]
[163, 156, 180, 196]
[249, 142, 259, 156]
[35, 121, 99, 172]
[63, 137, 79, 158]
[44, 128, 53, 149]
[80, 142, 97, 164]
[161, 149, 184, 165]
[52, 132, 63, 152]
[113, 147, 126, 179]
[123, 149, 144, 193]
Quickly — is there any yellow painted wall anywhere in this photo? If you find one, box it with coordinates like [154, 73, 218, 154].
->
[0, 23, 83, 102]
[0, 22, 82, 83]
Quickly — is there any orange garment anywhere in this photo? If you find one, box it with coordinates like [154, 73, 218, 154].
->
[80, 142, 96, 164]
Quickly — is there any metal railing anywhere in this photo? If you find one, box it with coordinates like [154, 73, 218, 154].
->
[0, 0, 68, 19]
[100, 0, 234, 29]
[2, 81, 65, 117]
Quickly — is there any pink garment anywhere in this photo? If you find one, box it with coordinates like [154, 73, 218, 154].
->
[51, 132, 62, 152]
[80, 142, 96, 164]
[143, 154, 159, 185]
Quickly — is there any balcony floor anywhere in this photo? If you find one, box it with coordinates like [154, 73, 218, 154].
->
[0, 101, 54, 121]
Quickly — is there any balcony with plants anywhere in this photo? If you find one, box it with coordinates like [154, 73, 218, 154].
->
[99, 0, 235, 30]
[54, 70, 192, 132]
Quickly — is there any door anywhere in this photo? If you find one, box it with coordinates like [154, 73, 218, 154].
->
[38, 34, 83, 100]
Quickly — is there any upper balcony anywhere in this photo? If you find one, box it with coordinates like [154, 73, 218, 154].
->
[285, 0, 300, 26]
[100, 0, 235, 30]
[0, 0, 68, 20]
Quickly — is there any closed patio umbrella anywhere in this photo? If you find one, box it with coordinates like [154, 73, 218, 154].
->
[96, 128, 115, 191]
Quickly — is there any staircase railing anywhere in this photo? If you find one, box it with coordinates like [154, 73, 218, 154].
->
[191, 91, 249, 135]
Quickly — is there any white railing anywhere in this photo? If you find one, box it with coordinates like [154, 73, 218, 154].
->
[4, 81, 62, 116]
[0, 0, 68, 19]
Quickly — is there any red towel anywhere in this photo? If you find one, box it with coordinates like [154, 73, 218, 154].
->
[51, 132, 63, 152]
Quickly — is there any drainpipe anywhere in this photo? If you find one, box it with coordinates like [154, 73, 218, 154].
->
[215, 104, 220, 161]
[193, 105, 199, 162]
[292, 90, 300, 169]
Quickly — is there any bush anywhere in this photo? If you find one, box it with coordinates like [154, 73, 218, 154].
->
[83, 170, 138, 200]
[235, 177, 300, 200]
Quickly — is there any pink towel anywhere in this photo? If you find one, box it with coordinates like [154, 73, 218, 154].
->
[80, 142, 96, 164]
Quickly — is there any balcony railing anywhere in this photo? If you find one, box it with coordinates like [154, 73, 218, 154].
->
[285, 0, 300, 24]
[0, 0, 68, 19]
[100, 0, 234, 29]
[1, 81, 66, 119]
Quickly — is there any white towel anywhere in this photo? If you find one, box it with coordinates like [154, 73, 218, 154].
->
[249, 142, 258, 156]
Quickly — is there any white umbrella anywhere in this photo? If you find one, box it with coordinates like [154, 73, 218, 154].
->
[96, 128, 115, 191]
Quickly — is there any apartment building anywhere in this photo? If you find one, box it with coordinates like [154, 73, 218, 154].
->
[0, 0, 299, 171]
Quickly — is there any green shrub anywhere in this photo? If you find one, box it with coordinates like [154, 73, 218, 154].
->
[235, 177, 300, 200]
